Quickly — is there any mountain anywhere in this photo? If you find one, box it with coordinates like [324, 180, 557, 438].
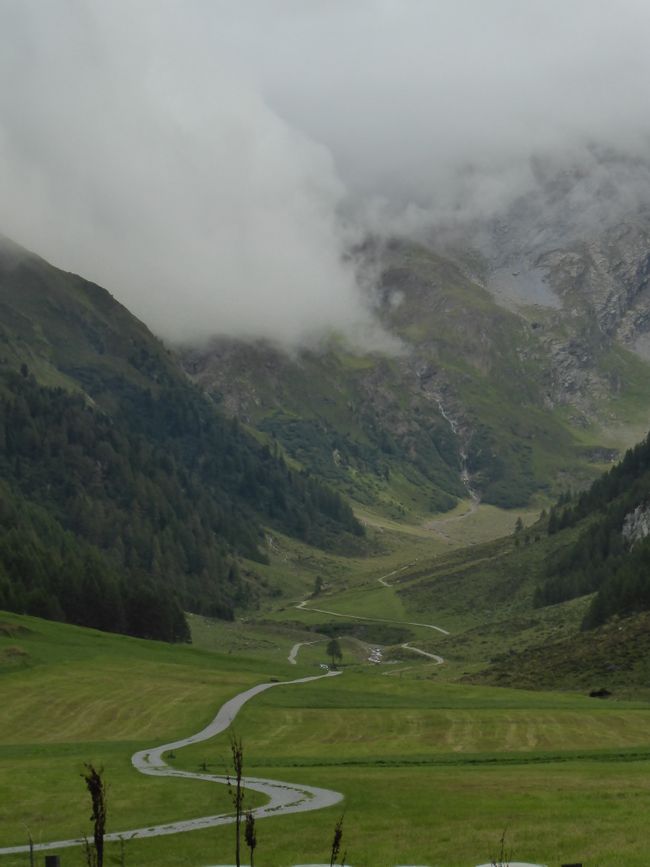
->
[182, 227, 650, 517]
[5, 184, 650, 649]
[0, 236, 363, 639]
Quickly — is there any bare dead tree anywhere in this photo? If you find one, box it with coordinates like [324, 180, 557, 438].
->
[491, 826, 512, 867]
[244, 809, 257, 867]
[24, 828, 34, 867]
[329, 814, 344, 867]
[81, 764, 107, 867]
[226, 735, 245, 867]
[82, 835, 95, 867]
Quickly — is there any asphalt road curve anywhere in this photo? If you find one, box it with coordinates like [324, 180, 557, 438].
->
[0, 671, 343, 856]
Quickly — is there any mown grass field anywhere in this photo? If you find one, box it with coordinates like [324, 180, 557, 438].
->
[0, 612, 284, 860]
[4, 610, 650, 865]
[173, 669, 650, 866]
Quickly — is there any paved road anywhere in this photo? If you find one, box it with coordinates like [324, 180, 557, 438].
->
[0, 672, 343, 857]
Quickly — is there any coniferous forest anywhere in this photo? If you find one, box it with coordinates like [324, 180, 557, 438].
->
[0, 362, 362, 641]
[536, 434, 650, 627]
[0, 238, 363, 641]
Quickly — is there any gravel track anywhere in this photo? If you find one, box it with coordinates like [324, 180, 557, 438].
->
[295, 600, 449, 635]
[376, 560, 417, 587]
[288, 639, 322, 664]
[400, 642, 444, 664]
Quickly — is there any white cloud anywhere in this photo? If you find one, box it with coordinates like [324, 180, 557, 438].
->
[2, 1, 650, 343]
[0, 1, 376, 345]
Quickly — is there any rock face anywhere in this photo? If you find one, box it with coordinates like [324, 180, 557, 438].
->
[454, 159, 650, 415]
[622, 504, 650, 547]
[179, 162, 650, 514]
[539, 222, 650, 347]
[462, 210, 650, 416]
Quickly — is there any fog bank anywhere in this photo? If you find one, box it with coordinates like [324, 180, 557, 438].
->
[2, 2, 650, 344]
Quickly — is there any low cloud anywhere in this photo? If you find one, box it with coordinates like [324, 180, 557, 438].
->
[0, 2, 378, 346]
[2, 2, 650, 345]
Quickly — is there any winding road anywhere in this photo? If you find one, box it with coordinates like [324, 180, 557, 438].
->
[288, 639, 322, 664]
[294, 599, 450, 635]
[294, 581, 448, 667]
[400, 642, 444, 664]
[377, 560, 417, 587]
[0, 672, 343, 857]
[2, 473, 462, 858]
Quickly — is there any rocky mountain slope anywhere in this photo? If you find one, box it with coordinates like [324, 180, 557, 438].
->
[182, 218, 650, 517]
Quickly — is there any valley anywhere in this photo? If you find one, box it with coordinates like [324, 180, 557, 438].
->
[4, 229, 650, 864]
[7, 6, 650, 865]
[4, 489, 650, 866]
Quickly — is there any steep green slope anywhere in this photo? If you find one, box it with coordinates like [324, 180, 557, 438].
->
[539, 433, 650, 626]
[0, 237, 363, 638]
[376, 240, 583, 506]
[185, 339, 465, 516]
[0, 234, 174, 394]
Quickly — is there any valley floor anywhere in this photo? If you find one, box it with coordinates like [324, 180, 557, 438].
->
[3, 503, 650, 866]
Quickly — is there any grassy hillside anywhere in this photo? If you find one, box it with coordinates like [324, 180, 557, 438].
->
[0, 234, 174, 395]
[260, 424, 650, 699]
[363, 432, 650, 695]
[184, 337, 466, 518]
[0, 236, 365, 637]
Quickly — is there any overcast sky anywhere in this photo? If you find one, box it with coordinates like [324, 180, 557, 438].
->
[2, 1, 650, 345]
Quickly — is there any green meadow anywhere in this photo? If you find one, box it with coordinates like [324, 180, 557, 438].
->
[0, 612, 277, 862]
[3, 608, 650, 865]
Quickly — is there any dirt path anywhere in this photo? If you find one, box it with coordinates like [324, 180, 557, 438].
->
[297, 549, 449, 665]
[0, 672, 343, 857]
[377, 560, 417, 587]
[288, 639, 322, 664]
[401, 642, 444, 664]
[295, 600, 447, 665]
[295, 599, 449, 635]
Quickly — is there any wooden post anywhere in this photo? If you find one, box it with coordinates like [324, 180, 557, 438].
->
[44, 856, 61, 867]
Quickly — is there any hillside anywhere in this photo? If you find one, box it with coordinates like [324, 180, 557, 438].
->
[373, 430, 650, 695]
[0, 237, 363, 639]
[182, 232, 650, 519]
[4, 222, 650, 651]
